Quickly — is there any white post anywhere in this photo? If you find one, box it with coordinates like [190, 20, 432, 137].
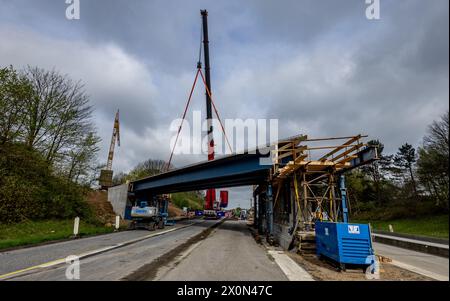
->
[388, 224, 394, 233]
[115, 215, 120, 231]
[73, 217, 80, 237]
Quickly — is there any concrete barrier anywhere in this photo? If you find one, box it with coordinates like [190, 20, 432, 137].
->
[374, 230, 449, 245]
[372, 233, 449, 258]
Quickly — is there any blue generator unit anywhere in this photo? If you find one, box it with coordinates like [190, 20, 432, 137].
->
[315, 222, 374, 270]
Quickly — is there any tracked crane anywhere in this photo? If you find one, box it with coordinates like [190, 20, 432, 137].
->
[99, 109, 120, 190]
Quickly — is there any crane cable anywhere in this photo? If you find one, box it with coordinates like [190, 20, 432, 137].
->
[166, 67, 233, 171]
[166, 68, 201, 171]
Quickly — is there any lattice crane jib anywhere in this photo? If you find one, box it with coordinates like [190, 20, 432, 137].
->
[99, 110, 120, 189]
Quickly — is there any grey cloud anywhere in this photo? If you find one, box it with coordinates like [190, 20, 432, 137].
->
[0, 0, 448, 200]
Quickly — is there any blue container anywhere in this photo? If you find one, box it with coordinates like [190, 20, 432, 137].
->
[195, 210, 204, 217]
[315, 222, 374, 267]
[216, 211, 225, 217]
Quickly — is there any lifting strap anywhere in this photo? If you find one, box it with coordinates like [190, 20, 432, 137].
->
[166, 69, 201, 171]
[166, 67, 233, 171]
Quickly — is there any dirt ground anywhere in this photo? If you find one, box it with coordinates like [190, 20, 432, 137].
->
[86, 190, 118, 225]
[288, 252, 433, 281]
[168, 202, 184, 217]
[247, 225, 432, 281]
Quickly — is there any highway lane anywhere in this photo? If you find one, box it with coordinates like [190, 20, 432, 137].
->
[0, 219, 217, 281]
[157, 220, 311, 281]
[373, 242, 449, 281]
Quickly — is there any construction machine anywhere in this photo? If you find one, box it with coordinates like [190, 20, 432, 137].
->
[200, 10, 229, 219]
[128, 195, 169, 230]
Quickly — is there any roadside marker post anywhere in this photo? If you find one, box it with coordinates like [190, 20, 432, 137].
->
[115, 215, 120, 231]
[389, 224, 394, 233]
[73, 217, 80, 238]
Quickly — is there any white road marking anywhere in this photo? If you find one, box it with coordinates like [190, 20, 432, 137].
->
[268, 250, 314, 281]
[389, 259, 449, 281]
[0, 220, 206, 280]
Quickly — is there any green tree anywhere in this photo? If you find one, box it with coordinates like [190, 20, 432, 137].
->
[21, 67, 94, 167]
[64, 131, 101, 185]
[394, 143, 418, 199]
[0, 66, 31, 144]
[0, 143, 91, 223]
[361, 139, 393, 205]
[417, 111, 449, 208]
[126, 159, 173, 181]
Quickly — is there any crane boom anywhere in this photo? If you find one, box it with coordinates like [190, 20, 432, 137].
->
[106, 110, 120, 170]
[201, 10, 217, 212]
[99, 109, 120, 190]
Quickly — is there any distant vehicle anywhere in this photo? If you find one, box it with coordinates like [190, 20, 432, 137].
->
[203, 209, 219, 220]
[195, 210, 204, 217]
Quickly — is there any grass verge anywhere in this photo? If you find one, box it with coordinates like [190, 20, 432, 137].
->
[0, 219, 114, 250]
[353, 214, 449, 239]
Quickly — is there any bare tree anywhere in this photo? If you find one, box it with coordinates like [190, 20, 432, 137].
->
[0, 66, 30, 144]
[22, 67, 93, 164]
[64, 131, 101, 185]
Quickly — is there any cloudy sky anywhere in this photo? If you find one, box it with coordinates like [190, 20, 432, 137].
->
[0, 0, 448, 208]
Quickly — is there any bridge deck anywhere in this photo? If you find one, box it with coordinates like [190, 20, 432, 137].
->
[130, 150, 272, 195]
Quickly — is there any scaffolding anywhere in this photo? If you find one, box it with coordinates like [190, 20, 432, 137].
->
[271, 134, 377, 231]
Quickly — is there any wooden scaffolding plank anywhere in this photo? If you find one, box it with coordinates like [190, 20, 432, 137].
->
[319, 135, 361, 161]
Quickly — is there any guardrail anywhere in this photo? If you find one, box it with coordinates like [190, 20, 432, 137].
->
[372, 232, 449, 258]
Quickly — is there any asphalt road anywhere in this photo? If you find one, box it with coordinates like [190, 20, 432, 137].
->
[1, 219, 314, 281]
[2, 218, 446, 281]
[157, 220, 292, 281]
[0, 219, 217, 281]
[373, 242, 449, 281]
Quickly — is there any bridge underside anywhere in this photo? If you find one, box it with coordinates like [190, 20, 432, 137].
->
[129, 149, 272, 197]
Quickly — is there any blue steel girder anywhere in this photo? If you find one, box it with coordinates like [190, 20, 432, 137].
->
[130, 151, 271, 195]
[129, 141, 378, 196]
